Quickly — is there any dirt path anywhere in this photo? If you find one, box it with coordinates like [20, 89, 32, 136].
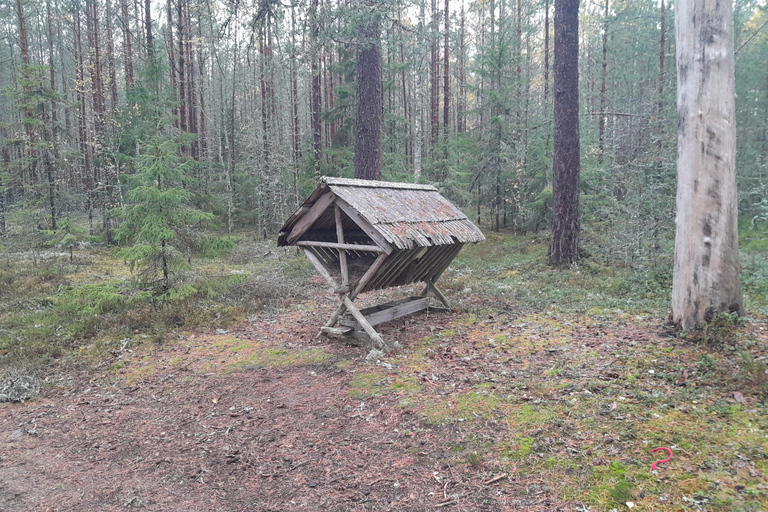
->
[0, 304, 566, 512]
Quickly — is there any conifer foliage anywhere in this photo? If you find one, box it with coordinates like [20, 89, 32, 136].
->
[114, 138, 231, 293]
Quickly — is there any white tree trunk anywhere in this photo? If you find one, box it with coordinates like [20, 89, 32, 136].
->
[672, 0, 743, 329]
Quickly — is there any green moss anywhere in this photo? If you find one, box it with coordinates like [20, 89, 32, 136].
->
[349, 372, 388, 398]
[238, 348, 331, 368]
[421, 390, 501, 424]
[501, 436, 535, 460]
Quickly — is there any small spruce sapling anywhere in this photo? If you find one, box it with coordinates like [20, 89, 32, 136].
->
[113, 137, 232, 294]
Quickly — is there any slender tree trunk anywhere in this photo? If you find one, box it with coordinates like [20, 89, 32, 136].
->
[290, 4, 301, 200]
[105, 0, 118, 110]
[598, 0, 609, 162]
[657, 0, 665, 146]
[430, 0, 439, 149]
[671, 0, 742, 329]
[310, 0, 321, 179]
[177, 0, 187, 134]
[544, 0, 550, 102]
[145, 0, 153, 54]
[548, 0, 581, 266]
[457, 5, 465, 134]
[121, 0, 134, 87]
[443, 0, 449, 143]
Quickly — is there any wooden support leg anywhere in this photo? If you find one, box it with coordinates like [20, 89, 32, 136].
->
[341, 295, 387, 351]
[325, 252, 389, 329]
[426, 280, 451, 309]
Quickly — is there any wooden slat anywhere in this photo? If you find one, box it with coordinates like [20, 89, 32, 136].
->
[340, 297, 430, 329]
[286, 191, 335, 244]
[427, 243, 464, 283]
[334, 197, 393, 254]
[295, 241, 385, 253]
[367, 248, 419, 292]
[320, 326, 353, 336]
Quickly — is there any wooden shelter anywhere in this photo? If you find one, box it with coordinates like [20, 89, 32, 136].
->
[278, 177, 485, 349]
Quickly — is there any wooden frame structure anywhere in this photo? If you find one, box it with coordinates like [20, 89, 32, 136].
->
[278, 177, 485, 350]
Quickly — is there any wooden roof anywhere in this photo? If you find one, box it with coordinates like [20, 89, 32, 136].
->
[278, 177, 485, 250]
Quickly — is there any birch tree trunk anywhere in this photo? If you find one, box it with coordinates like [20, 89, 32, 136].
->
[672, 0, 743, 329]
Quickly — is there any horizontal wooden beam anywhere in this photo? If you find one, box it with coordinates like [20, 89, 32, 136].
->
[295, 241, 386, 253]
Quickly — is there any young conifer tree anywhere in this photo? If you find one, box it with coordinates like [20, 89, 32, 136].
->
[114, 137, 232, 293]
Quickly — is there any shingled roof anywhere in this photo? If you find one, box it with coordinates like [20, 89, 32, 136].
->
[278, 177, 485, 249]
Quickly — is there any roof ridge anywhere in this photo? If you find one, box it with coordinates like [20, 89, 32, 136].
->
[322, 177, 438, 191]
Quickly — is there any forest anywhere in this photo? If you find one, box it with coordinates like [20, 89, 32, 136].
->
[0, 0, 767, 510]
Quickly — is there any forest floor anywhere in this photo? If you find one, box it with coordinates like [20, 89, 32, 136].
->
[1, 279, 767, 512]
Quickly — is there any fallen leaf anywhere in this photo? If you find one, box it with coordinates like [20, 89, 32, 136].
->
[733, 392, 747, 405]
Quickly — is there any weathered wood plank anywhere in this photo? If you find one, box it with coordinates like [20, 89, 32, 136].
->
[295, 241, 385, 253]
[334, 197, 393, 254]
[286, 192, 335, 244]
[324, 177, 437, 191]
[320, 326, 354, 336]
[339, 297, 430, 329]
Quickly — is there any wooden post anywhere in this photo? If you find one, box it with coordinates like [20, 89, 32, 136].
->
[324, 252, 388, 328]
[342, 295, 387, 350]
[335, 204, 349, 290]
[302, 248, 338, 291]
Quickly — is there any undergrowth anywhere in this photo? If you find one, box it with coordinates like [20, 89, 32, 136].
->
[0, 235, 310, 371]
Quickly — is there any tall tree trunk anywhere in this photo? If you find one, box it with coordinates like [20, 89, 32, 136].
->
[290, 4, 301, 200]
[548, 0, 581, 266]
[443, 0, 449, 142]
[430, 0, 439, 149]
[657, 0, 665, 146]
[121, 0, 134, 87]
[598, 0, 609, 162]
[105, 0, 118, 110]
[544, 0, 550, 102]
[457, 5, 465, 134]
[310, 0, 321, 179]
[353, 16, 382, 180]
[177, 0, 187, 134]
[145, 0, 153, 54]
[671, 0, 742, 329]
[167, 0, 178, 128]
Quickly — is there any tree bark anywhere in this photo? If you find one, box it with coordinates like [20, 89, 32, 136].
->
[430, 0, 439, 149]
[544, 0, 550, 102]
[353, 17, 382, 181]
[310, 0, 321, 179]
[121, 0, 134, 88]
[598, 0, 609, 162]
[443, 0, 449, 141]
[548, 0, 581, 266]
[671, 0, 743, 329]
